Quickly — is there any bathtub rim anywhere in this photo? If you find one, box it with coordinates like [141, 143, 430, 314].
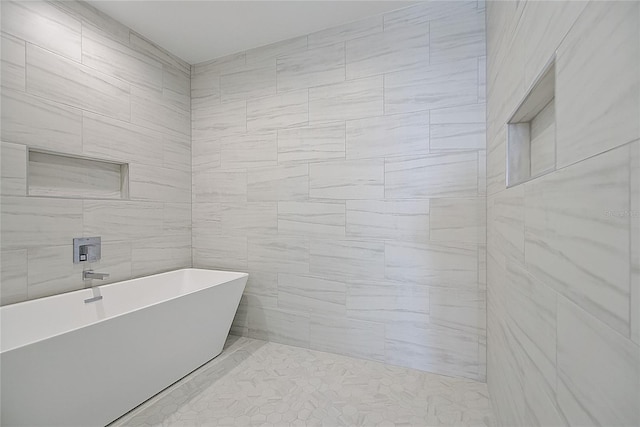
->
[0, 268, 248, 354]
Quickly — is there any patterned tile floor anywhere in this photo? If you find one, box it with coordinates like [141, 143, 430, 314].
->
[110, 336, 493, 427]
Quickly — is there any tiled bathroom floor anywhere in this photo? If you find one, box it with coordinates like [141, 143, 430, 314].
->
[111, 336, 493, 427]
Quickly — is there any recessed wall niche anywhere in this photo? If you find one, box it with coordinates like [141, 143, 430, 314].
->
[507, 59, 556, 187]
[28, 150, 129, 199]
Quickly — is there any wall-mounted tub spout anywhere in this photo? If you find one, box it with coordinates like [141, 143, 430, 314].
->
[83, 270, 110, 280]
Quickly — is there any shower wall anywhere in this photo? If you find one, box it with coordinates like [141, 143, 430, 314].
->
[191, 1, 487, 380]
[0, 0, 191, 304]
[486, 1, 639, 426]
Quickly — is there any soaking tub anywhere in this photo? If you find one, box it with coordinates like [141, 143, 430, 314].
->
[0, 268, 248, 427]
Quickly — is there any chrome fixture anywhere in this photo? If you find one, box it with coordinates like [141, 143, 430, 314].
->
[83, 270, 110, 281]
[73, 237, 102, 263]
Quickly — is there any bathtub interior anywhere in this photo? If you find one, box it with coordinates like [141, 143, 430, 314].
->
[0, 268, 248, 353]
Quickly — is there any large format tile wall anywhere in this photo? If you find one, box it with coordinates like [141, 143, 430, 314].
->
[486, 1, 639, 426]
[192, 1, 487, 380]
[0, 0, 191, 304]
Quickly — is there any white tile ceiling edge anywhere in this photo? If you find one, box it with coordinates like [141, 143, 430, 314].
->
[86, 1, 416, 64]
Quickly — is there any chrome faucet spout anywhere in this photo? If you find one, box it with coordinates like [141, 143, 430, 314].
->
[83, 270, 110, 280]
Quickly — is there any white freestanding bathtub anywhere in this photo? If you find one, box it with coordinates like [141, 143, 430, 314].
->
[0, 268, 248, 427]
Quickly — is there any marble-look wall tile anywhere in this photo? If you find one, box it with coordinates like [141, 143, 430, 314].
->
[26, 245, 84, 299]
[478, 150, 487, 197]
[191, 68, 221, 108]
[307, 15, 382, 50]
[430, 104, 486, 152]
[431, 103, 486, 124]
[193, 169, 247, 203]
[189, 0, 486, 379]
[1, 197, 83, 250]
[522, 360, 566, 427]
[132, 235, 191, 278]
[219, 131, 277, 169]
[385, 58, 478, 114]
[163, 132, 191, 171]
[346, 23, 429, 79]
[81, 26, 163, 91]
[346, 200, 429, 241]
[430, 288, 486, 335]
[2, 0, 81, 61]
[276, 44, 345, 92]
[555, 1, 639, 168]
[52, 0, 131, 48]
[243, 271, 278, 309]
[157, 75, 190, 113]
[383, 1, 478, 31]
[346, 111, 429, 159]
[246, 90, 308, 131]
[277, 201, 345, 238]
[163, 203, 191, 235]
[346, 279, 429, 324]
[27, 151, 122, 199]
[248, 237, 309, 274]
[524, 145, 630, 336]
[278, 273, 346, 315]
[20, 251, 76, 304]
[429, 8, 485, 64]
[1, 250, 28, 305]
[220, 62, 276, 102]
[83, 200, 163, 243]
[277, 123, 345, 164]
[82, 111, 164, 166]
[309, 76, 383, 123]
[478, 334, 487, 382]
[485, 3, 640, 422]
[556, 296, 639, 427]
[192, 139, 221, 173]
[430, 198, 485, 243]
[191, 203, 221, 241]
[1, 89, 83, 154]
[529, 100, 555, 177]
[478, 55, 486, 103]
[129, 32, 190, 75]
[385, 152, 478, 198]
[478, 244, 486, 290]
[631, 142, 639, 345]
[163, 66, 190, 98]
[310, 315, 385, 362]
[245, 36, 307, 65]
[198, 202, 278, 237]
[92, 241, 133, 286]
[385, 323, 480, 380]
[230, 299, 249, 336]
[1, 33, 25, 91]
[486, 126, 506, 196]
[27, 44, 130, 120]
[1, 0, 191, 306]
[192, 99, 246, 139]
[0, 142, 27, 196]
[247, 164, 308, 201]
[309, 159, 384, 200]
[310, 239, 385, 280]
[521, 0, 586, 89]
[248, 307, 310, 348]
[488, 185, 524, 264]
[192, 238, 248, 272]
[193, 51, 246, 76]
[505, 259, 557, 396]
[385, 241, 478, 288]
[129, 164, 191, 203]
[130, 86, 189, 136]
